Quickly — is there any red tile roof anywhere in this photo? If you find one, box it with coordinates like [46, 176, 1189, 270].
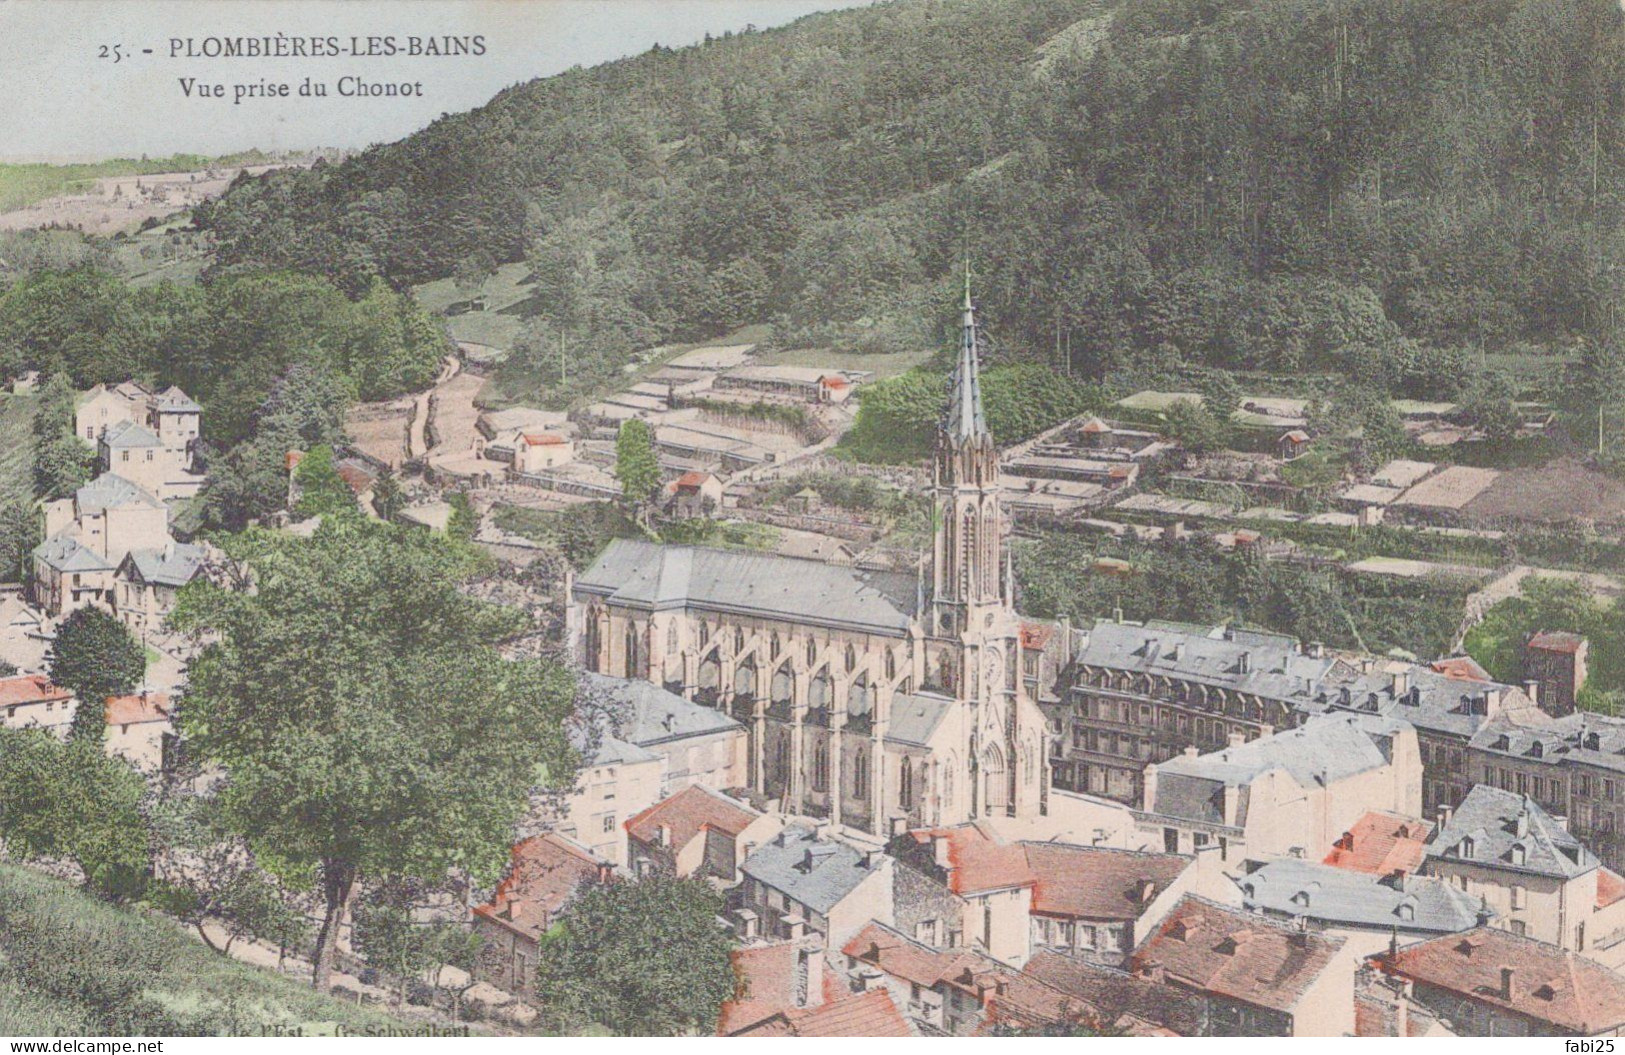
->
[0, 674, 71, 707]
[1598, 869, 1625, 910]
[1023, 843, 1190, 921]
[1282, 430, 1310, 443]
[284, 450, 305, 471]
[1019, 622, 1054, 651]
[1078, 417, 1111, 434]
[718, 940, 828, 1035]
[674, 470, 712, 490]
[625, 784, 758, 852]
[104, 691, 171, 727]
[1022, 949, 1205, 1036]
[1375, 927, 1625, 1033]
[1323, 811, 1433, 876]
[335, 463, 376, 496]
[908, 823, 1034, 896]
[472, 833, 609, 941]
[1430, 655, 1493, 682]
[1129, 896, 1344, 1015]
[522, 432, 567, 446]
[729, 987, 910, 1037]
[1107, 465, 1133, 479]
[1529, 630, 1586, 655]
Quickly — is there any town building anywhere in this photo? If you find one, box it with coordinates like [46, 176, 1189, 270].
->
[1127, 895, 1357, 1037]
[1139, 712, 1422, 865]
[1021, 841, 1199, 967]
[736, 824, 893, 951]
[0, 674, 75, 734]
[1323, 810, 1435, 875]
[1237, 858, 1486, 954]
[1049, 617, 1538, 819]
[887, 822, 1035, 966]
[571, 280, 1050, 838]
[625, 783, 784, 883]
[77, 383, 203, 500]
[1524, 631, 1588, 716]
[114, 542, 206, 638]
[102, 690, 174, 771]
[1361, 927, 1625, 1036]
[580, 672, 747, 795]
[1422, 784, 1625, 955]
[471, 833, 613, 993]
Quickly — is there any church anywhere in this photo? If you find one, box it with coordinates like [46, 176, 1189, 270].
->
[569, 279, 1051, 836]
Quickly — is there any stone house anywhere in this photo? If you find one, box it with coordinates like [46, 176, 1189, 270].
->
[1021, 841, 1199, 967]
[887, 822, 1035, 966]
[1524, 630, 1588, 716]
[624, 783, 783, 883]
[471, 833, 613, 994]
[736, 825, 893, 951]
[103, 691, 173, 771]
[0, 674, 76, 734]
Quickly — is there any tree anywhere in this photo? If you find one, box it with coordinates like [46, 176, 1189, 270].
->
[293, 444, 359, 519]
[614, 418, 661, 516]
[31, 373, 90, 501]
[351, 880, 474, 1005]
[1162, 398, 1228, 455]
[372, 466, 405, 521]
[172, 517, 578, 989]
[446, 490, 477, 540]
[0, 728, 149, 899]
[49, 607, 145, 742]
[532, 875, 734, 1035]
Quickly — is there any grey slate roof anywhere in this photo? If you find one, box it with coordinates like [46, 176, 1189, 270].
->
[576, 538, 917, 634]
[121, 543, 206, 588]
[1073, 620, 1336, 704]
[76, 473, 163, 512]
[1156, 712, 1406, 794]
[580, 672, 742, 747]
[1426, 784, 1595, 879]
[1470, 711, 1625, 776]
[32, 531, 114, 573]
[101, 419, 164, 449]
[741, 825, 885, 914]
[1238, 858, 1486, 935]
[152, 386, 201, 413]
[885, 692, 954, 748]
[566, 719, 660, 768]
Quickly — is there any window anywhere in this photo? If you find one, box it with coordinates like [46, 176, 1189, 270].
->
[1511, 885, 1526, 909]
[1510, 920, 1527, 937]
[602, 815, 616, 834]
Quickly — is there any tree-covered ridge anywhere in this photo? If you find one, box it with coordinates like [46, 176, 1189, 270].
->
[195, 0, 1623, 405]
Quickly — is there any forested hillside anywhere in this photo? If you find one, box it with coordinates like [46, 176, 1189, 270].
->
[196, 0, 1625, 410]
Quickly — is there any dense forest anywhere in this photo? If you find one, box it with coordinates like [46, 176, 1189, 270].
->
[193, 0, 1625, 414]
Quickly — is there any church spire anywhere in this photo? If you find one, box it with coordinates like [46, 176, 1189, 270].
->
[945, 260, 989, 443]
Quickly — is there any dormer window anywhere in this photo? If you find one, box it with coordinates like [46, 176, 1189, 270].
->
[1459, 836, 1475, 860]
[1397, 902, 1415, 922]
[1511, 843, 1527, 866]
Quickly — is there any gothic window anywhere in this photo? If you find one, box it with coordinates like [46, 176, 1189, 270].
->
[853, 748, 869, 799]
[943, 764, 955, 813]
[735, 627, 746, 655]
[666, 621, 678, 652]
[961, 510, 977, 597]
[845, 644, 857, 674]
[624, 623, 641, 678]
[983, 744, 1008, 810]
[813, 740, 829, 792]
[771, 632, 781, 661]
[806, 637, 817, 667]
[775, 735, 789, 777]
[900, 760, 914, 810]
[697, 655, 720, 702]
[734, 659, 756, 700]
[847, 675, 872, 718]
[699, 622, 710, 648]
[771, 667, 793, 707]
[884, 649, 896, 681]
[809, 670, 832, 712]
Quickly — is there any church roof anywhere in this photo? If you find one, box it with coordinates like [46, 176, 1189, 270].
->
[944, 266, 989, 443]
[885, 692, 955, 747]
[576, 539, 917, 635]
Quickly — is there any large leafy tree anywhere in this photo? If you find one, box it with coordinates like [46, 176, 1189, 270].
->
[533, 875, 734, 1035]
[292, 444, 359, 519]
[31, 373, 90, 501]
[172, 517, 578, 989]
[0, 728, 149, 899]
[614, 418, 661, 516]
[49, 607, 146, 741]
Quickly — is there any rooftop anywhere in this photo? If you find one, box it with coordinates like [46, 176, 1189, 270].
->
[1021, 950, 1206, 1037]
[1377, 927, 1625, 1033]
[580, 672, 742, 747]
[76, 473, 164, 512]
[625, 783, 759, 851]
[1129, 895, 1345, 1016]
[472, 833, 610, 941]
[33, 531, 115, 573]
[104, 691, 171, 727]
[906, 823, 1034, 896]
[1426, 784, 1595, 879]
[101, 419, 165, 450]
[1238, 858, 1485, 934]
[728, 989, 912, 1037]
[122, 542, 206, 588]
[742, 825, 886, 915]
[1323, 811, 1434, 876]
[1023, 841, 1190, 921]
[577, 539, 917, 635]
[0, 674, 71, 707]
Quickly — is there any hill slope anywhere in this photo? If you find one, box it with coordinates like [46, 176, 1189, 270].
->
[197, 0, 1625, 393]
[0, 863, 406, 1036]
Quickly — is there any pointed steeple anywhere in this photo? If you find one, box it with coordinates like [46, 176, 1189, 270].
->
[945, 260, 989, 443]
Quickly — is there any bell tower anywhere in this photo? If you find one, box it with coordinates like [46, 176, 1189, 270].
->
[930, 266, 1005, 638]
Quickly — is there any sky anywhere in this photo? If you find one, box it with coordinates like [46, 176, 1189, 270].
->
[0, 1, 870, 162]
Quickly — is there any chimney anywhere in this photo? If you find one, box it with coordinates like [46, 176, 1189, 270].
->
[813, 822, 834, 842]
[933, 834, 952, 869]
[1228, 730, 1246, 749]
[1484, 687, 1502, 713]
[1237, 651, 1251, 674]
[854, 967, 884, 993]
[889, 816, 909, 838]
[1112, 606, 1124, 624]
[1183, 746, 1199, 759]
[1523, 680, 1540, 706]
[783, 915, 806, 941]
[1137, 879, 1157, 904]
[1437, 805, 1454, 829]
[1515, 808, 1529, 839]
[1306, 641, 1325, 659]
[1500, 967, 1514, 1002]
[861, 849, 884, 870]
[1391, 671, 1410, 696]
[1170, 642, 1184, 662]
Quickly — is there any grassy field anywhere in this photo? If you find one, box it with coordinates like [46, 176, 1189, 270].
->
[750, 344, 935, 381]
[411, 262, 535, 358]
[0, 153, 268, 214]
[0, 862, 408, 1036]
